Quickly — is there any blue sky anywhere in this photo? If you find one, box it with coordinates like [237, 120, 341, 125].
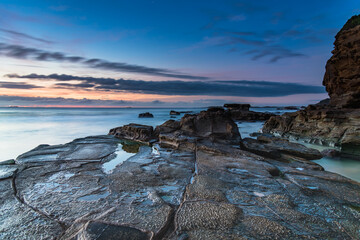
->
[0, 0, 358, 107]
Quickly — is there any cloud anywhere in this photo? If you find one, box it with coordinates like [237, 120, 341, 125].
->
[6, 73, 326, 97]
[194, 1, 338, 62]
[0, 43, 208, 80]
[0, 81, 43, 89]
[0, 28, 54, 44]
[245, 45, 305, 62]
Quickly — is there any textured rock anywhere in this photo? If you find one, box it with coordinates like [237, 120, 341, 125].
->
[242, 134, 322, 161]
[263, 104, 360, 156]
[0, 179, 63, 240]
[155, 120, 181, 134]
[323, 15, 360, 108]
[16, 135, 118, 164]
[155, 108, 241, 150]
[109, 124, 156, 143]
[263, 16, 360, 156]
[1, 132, 360, 239]
[71, 222, 150, 240]
[0, 165, 17, 179]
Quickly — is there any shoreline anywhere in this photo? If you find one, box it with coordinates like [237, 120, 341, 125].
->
[1, 108, 359, 239]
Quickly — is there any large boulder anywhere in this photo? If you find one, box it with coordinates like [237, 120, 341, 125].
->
[154, 108, 241, 149]
[109, 124, 156, 143]
[161, 108, 240, 139]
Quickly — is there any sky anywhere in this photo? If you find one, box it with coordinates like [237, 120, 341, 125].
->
[0, 0, 358, 107]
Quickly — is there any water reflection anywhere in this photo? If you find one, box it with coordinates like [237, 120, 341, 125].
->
[102, 140, 142, 174]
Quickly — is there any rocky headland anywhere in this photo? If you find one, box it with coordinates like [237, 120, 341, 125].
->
[263, 15, 360, 158]
[0, 107, 359, 239]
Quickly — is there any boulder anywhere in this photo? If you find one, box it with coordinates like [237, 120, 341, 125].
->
[170, 110, 180, 115]
[154, 119, 180, 134]
[138, 112, 154, 118]
[109, 124, 156, 143]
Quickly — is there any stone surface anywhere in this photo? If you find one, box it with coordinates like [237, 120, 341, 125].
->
[263, 103, 360, 157]
[157, 109, 241, 150]
[241, 134, 323, 161]
[1, 132, 360, 239]
[0, 165, 17, 179]
[16, 135, 118, 164]
[0, 179, 63, 240]
[68, 221, 151, 240]
[323, 16, 360, 108]
[109, 124, 156, 143]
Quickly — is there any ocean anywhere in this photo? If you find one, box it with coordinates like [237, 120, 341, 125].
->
[0, 107, 359, 182]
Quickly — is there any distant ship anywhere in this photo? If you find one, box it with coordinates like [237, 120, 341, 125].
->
[8, 105, 19, 108]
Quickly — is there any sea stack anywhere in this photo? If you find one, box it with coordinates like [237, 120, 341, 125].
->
[263, 15, 360, 157]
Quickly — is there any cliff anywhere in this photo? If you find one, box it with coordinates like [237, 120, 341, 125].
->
[323, 14, 360, 108]
[263, 15, 360, 157]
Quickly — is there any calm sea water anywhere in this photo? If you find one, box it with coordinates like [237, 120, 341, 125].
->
[0, 107, 359, 182]
[0, 107, 203, 160]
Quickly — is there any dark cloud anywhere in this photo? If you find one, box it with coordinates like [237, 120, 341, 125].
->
[246, 45, 305, 62]
[196, 1, 338, 62]
[55, 82, 95, 88]
[0, 81, 43, 89]
[0, 43, 208, 80]
[7, 73, 326, 97]
[0, 28, 53, 44]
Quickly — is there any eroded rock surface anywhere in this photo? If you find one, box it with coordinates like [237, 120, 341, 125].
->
[242, 134, 323, 161]
[263, 16, 360, 157]
[323, 15, 360, 108]
[109, 124, 156, 143]
[2, 110, 360, 239]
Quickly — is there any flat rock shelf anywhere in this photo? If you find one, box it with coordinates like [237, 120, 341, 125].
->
[1, 130, 360, 239]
